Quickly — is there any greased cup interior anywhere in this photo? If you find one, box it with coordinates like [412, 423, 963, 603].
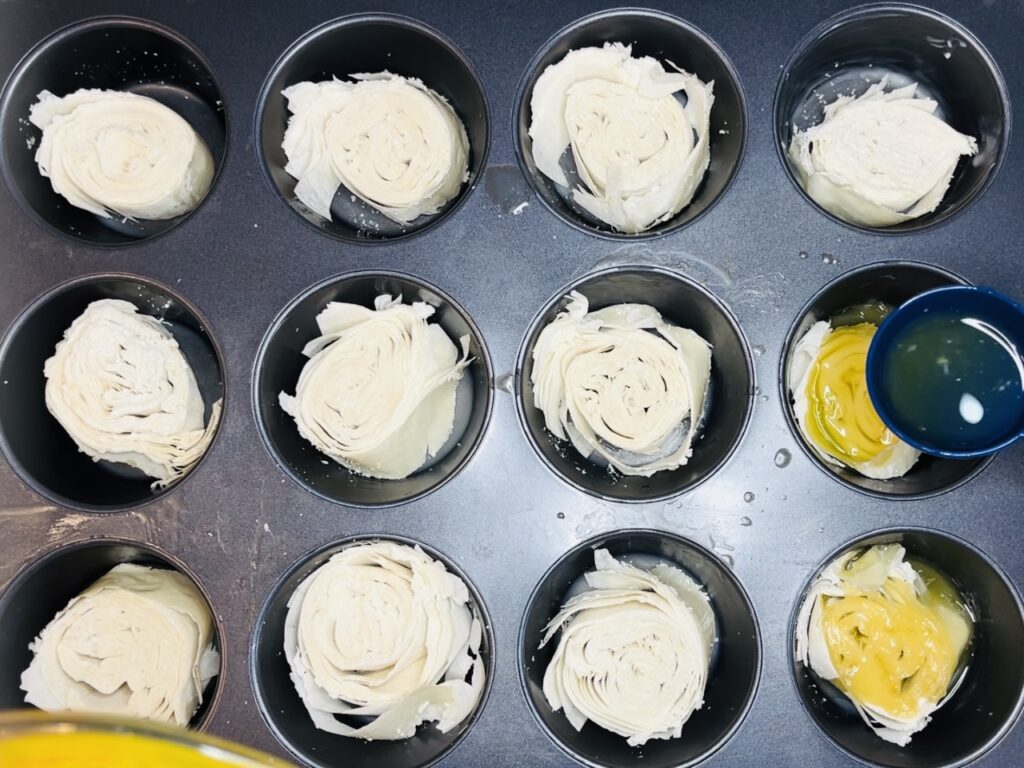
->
[256, 13, 489, 242]
[792, 527, 1024, 768]
[0, 538, 225, 730]
[0, 16, 227, 246]
[513, 8, 746, 239]
[515, 265, 753, 503]
[0, 274, 225, 512]
[779, 261, 991, 500]
[253, 270, 493, 508]
[250, 534, 494, 768]
[519, 529, 761, 768]
[774, 3, 1010, 234]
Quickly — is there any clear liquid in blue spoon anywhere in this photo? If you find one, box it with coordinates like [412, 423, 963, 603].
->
[867, 287, 1024, 457]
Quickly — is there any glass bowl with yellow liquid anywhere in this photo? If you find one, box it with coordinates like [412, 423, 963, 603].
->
[0, 710, 294, 768]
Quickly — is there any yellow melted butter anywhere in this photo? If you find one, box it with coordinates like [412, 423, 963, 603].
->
[804, 323, 898, 465]
[820, 547, 972, 720]
[0, 731, 288, 768]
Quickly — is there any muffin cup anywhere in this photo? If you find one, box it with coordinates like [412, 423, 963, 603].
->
[791, 527, 1024, 768]
[255, 13, 489, 243]
[515, 265, 753, 503]
[0, 273, 226, 513]
[779, 261, 992, 499]
[774, 3, 1010, 234]
[519, 528, 761, 768]
[0, 537, 225, 730]
[0, 16, 227, 246]
[250, 534, 494, 768]
[513, 8, 746, 240]
[253, 270, 493, 508]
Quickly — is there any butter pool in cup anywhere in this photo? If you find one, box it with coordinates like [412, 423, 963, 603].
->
[773, 3, 1009, 234]
[792, 527, 1024, 768]
[779, 261, 993, 500]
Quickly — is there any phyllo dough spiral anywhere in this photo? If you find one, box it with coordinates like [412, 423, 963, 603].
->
[540, 549, 715, 745]
[284, 541, 485, 740]
[279, 295, 469, 480]
[531, 292, 711, 476]
[20, 563, 220, 727]
[282, 74, 470, 223]
[788, 80, 977, 227]
[29, 89, 214, 220]
[529, 43, 713, 233]
[44, 299, 222, 488]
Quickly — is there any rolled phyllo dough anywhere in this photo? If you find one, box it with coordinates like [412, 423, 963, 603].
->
[529, 43, 713, 233]
[44, 299, 222, 488]
[531, 292, 711, 476]
[29, 89, 214, 220]
[20, 563, 219, 727]
[284, 541, 485, 740]
[282, 74, 469, 223]
[279, 294, 469, 480]
[540, 549, 715, 745]
[789, 80, 977, 227]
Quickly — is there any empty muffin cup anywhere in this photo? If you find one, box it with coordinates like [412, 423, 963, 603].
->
[255, 13, 489, 242]
[519, 528, 761, 768]
[774, 3, 1009, 234]
[515, 265, 753, 503]
[0, 273, 225, 512]
[0, 16, 227, 245]
[250, 534, 494, 768]
[792, 527, 1024, 768]
[0, 537, 225, 730]
[253, 270, 493, 507]
[513, 8, 746, 240]
[779, 261, 992, 499]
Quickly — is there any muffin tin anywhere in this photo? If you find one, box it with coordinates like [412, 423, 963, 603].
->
[0, 2, 1022, 767]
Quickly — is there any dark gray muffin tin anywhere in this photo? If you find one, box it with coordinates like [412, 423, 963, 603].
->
[0, 1, 1022, 767]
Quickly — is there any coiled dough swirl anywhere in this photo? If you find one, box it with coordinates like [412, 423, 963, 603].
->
[284, 541, 485, 740]
[29, 89, 214, 220]
[531, 292, 711, 476]
[44, 299, 222, 488]
[20, 563, 220, 727]
[540, 549, 715, 745]
[789, 81, 977, 227]
[279, 295, 469, 480]
[529, 43, 713, 233]
[282, 74, 469, 223]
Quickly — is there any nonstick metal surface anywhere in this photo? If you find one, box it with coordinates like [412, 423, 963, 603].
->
[0, 1, 1022, 766]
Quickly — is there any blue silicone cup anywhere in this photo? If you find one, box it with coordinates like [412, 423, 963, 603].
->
[866, 285, 1024, 458]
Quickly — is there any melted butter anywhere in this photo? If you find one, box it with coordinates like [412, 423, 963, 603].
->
[820, 548, 972, 720]
[0, 731, 287, 767]
[804, 322, 898, 464]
